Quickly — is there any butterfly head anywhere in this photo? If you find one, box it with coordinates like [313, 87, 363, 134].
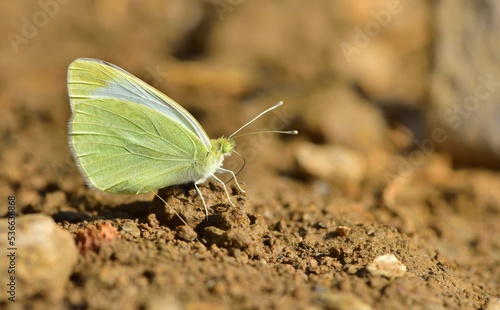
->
[211, 137, 235, 158]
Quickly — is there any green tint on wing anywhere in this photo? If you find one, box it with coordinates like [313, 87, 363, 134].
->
[69, 98, 208, 194]
[68, 58, 211, 148]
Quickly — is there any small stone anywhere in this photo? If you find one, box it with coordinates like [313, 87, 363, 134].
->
[175, 225, 197, 242]
[309, 258, 318, 268]
[121, 222, 141, 238]
[225, 228, 252, 249]
[204, 226, 225, 238]
[0, 214, 78, 302]
[485, 298, 500, 310]
[204, 226, 227, 246]
[335, 226, 351, 237]
[345, 265, 359, 275]
[367, 254, 407, 278]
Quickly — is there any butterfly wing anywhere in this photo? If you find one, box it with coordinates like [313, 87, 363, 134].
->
[67, 58, 211, 194]
[68, 58, 211, 148]
[69, 97, 208, 194]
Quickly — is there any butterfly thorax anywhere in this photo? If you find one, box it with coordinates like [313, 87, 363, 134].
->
[192, 137, 235, 182]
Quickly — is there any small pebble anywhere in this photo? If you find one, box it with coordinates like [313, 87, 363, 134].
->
[367, 254, 407, 278]
[0, 214, 77, 302]
[121, 222, 141, 238]
[175, 225, 197, 242]
[335, 226, 351, 237]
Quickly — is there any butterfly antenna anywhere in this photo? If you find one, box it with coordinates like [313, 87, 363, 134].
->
[223, 150, 246, 185]
[232, 130, 298, 139]
[235, 150, 246, 178]
[229, 101, 286, 138]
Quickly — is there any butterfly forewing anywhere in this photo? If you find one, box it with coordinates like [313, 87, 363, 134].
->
[68, 58, 211, 148]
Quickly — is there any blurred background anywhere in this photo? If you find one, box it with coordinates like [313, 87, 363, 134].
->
[1, 0, 499, 211]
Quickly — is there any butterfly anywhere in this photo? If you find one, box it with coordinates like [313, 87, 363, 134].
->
[67, 58, 297, 216]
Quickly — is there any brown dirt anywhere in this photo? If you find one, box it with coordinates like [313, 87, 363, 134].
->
[0, 1, 499, 309]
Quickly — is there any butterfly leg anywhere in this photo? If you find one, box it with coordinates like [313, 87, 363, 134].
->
[216, 167, 246, 193]
[211, 174, 236, 207]
[194, 181, 209, 219]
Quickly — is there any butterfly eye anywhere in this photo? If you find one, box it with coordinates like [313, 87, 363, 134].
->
[222, 140, 235, 154]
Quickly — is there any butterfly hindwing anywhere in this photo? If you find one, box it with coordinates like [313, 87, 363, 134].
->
[69, 97, 209, 194]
